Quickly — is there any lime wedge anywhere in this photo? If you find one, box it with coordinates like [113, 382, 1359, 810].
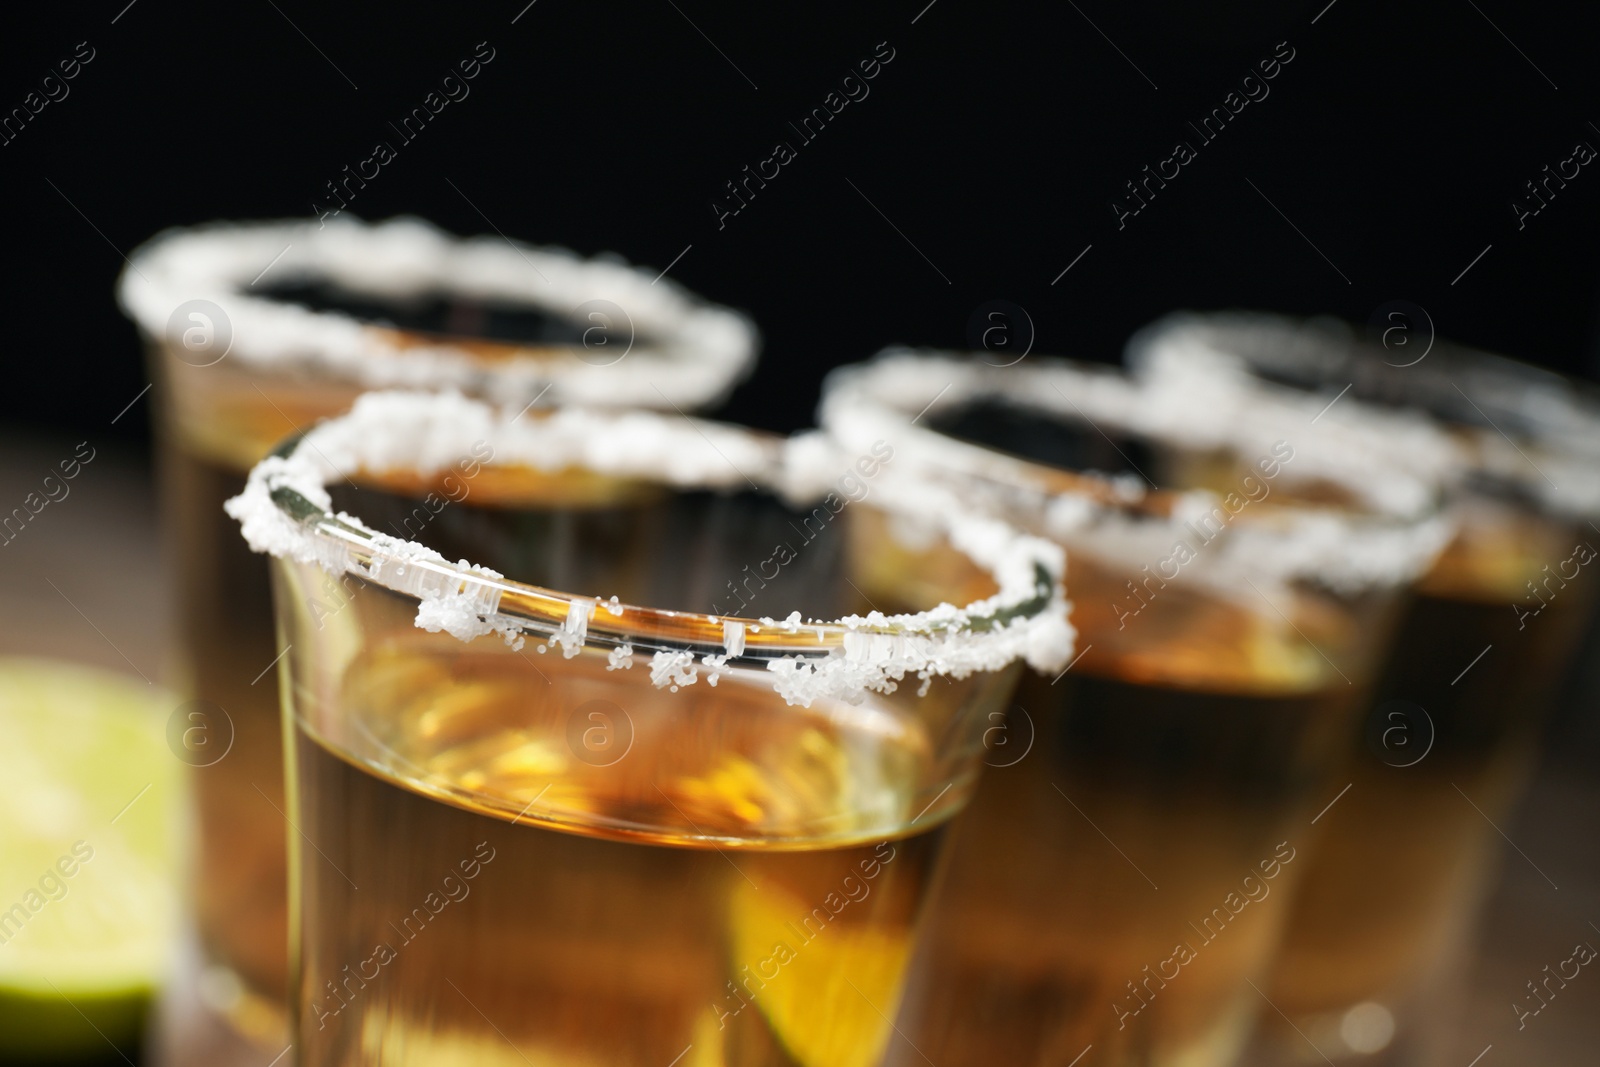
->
[0, 658, 184, 1059]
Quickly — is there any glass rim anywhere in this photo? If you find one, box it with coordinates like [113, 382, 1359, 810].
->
[819, 348, 1455, 596]
[1128, 310, 1600, 519]
[228, 390, 1074, 707]
[116, 215, 759, 410]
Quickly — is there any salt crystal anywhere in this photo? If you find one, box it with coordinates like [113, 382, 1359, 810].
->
[721, 621, 746, 659]
[553, 599, 593, 659]
[649, 650, 698, 690]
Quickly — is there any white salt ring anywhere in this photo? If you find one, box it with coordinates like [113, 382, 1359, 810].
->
[1128, 311, 1600, 520]
[226, 390, 1075, 708]
[118, 215, 758, 409]
[818, 348, 1453, 598]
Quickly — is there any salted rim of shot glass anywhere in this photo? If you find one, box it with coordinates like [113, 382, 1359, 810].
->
[819, 348, 1455, 601]
[1126, 311, 1600, 521]
[116, 215, 759, 409]
[225, 390, 1075, 709]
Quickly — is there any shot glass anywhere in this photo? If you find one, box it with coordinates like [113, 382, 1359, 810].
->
[1131, 313, 1600, 1064]
[116, 217, 758, 1051]
[227, 390, 1073, 1067]
[820, 350, 1451, 1067]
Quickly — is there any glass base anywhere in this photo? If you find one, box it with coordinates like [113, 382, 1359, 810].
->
[1240, 999, 1432, 1067]
[147, 932, 288, 1067]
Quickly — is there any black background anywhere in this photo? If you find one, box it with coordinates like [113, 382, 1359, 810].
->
[3, 0, 1598, 440]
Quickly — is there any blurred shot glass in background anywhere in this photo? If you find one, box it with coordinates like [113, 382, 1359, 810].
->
[1132, 313, 1600, 1065]
[115, 217, 758, 1056]
[821, 350, 1452, 1067]
[226, 391, 1072, 1067]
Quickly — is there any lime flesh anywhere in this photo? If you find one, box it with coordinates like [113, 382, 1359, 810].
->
[0, 658, 183, 1059]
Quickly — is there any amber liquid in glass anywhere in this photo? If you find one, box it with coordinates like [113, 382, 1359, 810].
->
[289, 640, 949, 1067]
[161, 412, 299, 1039]
[877, 399, 1414, 1066]
[898, 663, 1355, 1066]
[1261, 504, 1599, 1057]
[858, 510, 1364, 1067]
